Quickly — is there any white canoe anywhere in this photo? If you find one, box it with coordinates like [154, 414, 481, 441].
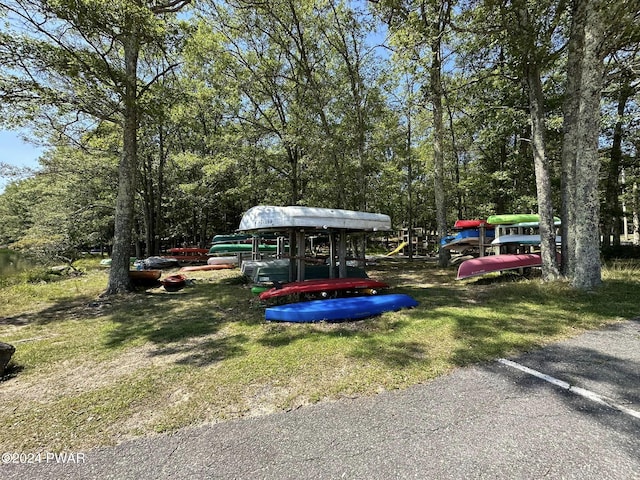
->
[492, 234, 561, 246]
[207, 256, 239, 265]
[238, 205, 391, 232]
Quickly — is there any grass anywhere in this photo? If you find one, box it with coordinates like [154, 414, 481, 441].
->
[1, 257, 639, 452]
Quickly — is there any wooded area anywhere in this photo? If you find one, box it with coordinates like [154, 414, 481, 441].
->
[0, 0, 638, 292]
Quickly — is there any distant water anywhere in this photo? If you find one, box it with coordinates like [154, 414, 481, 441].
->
[0, 249, 30, 276]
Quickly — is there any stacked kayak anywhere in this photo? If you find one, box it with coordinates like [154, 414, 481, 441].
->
[260, 277, 417, 323]
[265, 294, 418, 323]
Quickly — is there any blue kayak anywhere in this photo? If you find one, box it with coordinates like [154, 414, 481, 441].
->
[265, 294, 419, 323]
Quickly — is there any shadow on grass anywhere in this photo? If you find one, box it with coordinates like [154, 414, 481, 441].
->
[4, 261, 640, 375]
[0, 293, 107, 326]
[100, 276, 262, 366]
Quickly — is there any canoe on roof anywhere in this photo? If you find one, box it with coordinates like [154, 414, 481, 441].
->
[238, 205, 391, 232]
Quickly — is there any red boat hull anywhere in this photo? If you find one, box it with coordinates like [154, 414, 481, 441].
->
[161, 274, 187, 292]
[259, 277, 389, 300]
[453, 219, 493, 230]
[456, 254, 543, 280]
[129, 269, 162, 287]
[164, 248, 210, 264]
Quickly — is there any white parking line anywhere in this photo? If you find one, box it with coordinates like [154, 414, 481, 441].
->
[498, 358, 640, 420]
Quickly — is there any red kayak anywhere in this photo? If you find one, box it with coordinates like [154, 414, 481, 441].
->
[161, 274, 187, 292]
[259, 277, 389, 301]
[453, 219, 493, 230]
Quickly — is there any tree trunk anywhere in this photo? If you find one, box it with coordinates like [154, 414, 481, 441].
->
[526, 61, 560, 280]
[570, 0, 605, 290]
[561, 0, 586, 278]
[517, 1, 560, 281]
[602, 85, 630, 247]
[432, 37, 448, 267]
[633, 181, 640, 246]
[106, 28, 140, 295]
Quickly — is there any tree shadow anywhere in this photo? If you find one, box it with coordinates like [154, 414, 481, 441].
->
[484, 321, 640, 457]
[1, 363, 24, 382]
[0, 293, 108, 326]
[101, 279, 257, 366]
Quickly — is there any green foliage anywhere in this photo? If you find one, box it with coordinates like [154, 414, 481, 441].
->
[1, 0, 638, 262]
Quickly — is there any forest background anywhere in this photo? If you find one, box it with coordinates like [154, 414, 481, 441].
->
[0, 0, 638, 292]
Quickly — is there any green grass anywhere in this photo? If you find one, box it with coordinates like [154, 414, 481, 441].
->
[1, 258, 639, 451]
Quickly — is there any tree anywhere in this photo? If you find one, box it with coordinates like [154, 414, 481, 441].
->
[372, 0, 453, 265]
[511, 0, 562, 280]
[0, 0, 191, 294]
[563, 0, 640, 288]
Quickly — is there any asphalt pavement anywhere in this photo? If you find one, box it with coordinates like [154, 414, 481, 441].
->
[3, 319, 639, 479]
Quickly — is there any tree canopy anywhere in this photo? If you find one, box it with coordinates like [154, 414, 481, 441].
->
[1, 0, 639, 291]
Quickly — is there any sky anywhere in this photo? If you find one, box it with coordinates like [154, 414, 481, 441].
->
[0, 130, 44, 192]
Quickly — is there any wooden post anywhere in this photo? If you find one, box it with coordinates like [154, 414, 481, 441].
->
[276, 236, 286, 259]
[296, 230, 306, 281]
[288, 230, 296, 282]
[338, 231, 347, 278]
[329, 231, 336, 279]
[251, 235, 260, 260]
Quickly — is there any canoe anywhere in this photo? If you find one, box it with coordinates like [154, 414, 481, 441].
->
[167, 248, 209, 255]
[208, 243, 277, 254]
[487, 214, 542, 225]
[265, 294, 419, 323]
[487, 214, 561, 225]
[238, 205, 391, 233]
[253, 265, 368, 285]
[211, 233, 280, 244]
[259, 277, 389, 301]
[491, 234, 561, 246]
[129, 269, 161, 280]
[161, 274, 187, 292]
[140, 256, 180, 269]
[179, 264, 235, 272]
[129, 269, 162, 287]
[164, 248, 210, 264]
[207, 256, 239, 265]
[507, 220, 562, 228]
[456, 254, 543, 280]
[211, 234, 251, 244]
[99, 257, 137, 267]
[442, 228, 495, 249]
[241, 259, 290, 278]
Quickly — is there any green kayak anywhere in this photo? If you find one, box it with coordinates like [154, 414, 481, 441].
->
[487, 214, 561, 225]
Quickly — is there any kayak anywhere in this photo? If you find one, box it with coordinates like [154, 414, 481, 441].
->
[488, 214, 561, 225]
[456, 254, 542, 280]
[491, 234, 561, 246]
[453, 219, 493, 229]
[259, 278, 389, 301]
[265, 294, 419, 323]
[208, 243, 278, 254]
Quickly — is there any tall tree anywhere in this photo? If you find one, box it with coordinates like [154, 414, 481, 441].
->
[0, 0, 191, 294]
[562, 0, 605, 289]
[511, 0, 562, 280]
[563, 0, 639, 288]
[372, 0, 453, 265]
